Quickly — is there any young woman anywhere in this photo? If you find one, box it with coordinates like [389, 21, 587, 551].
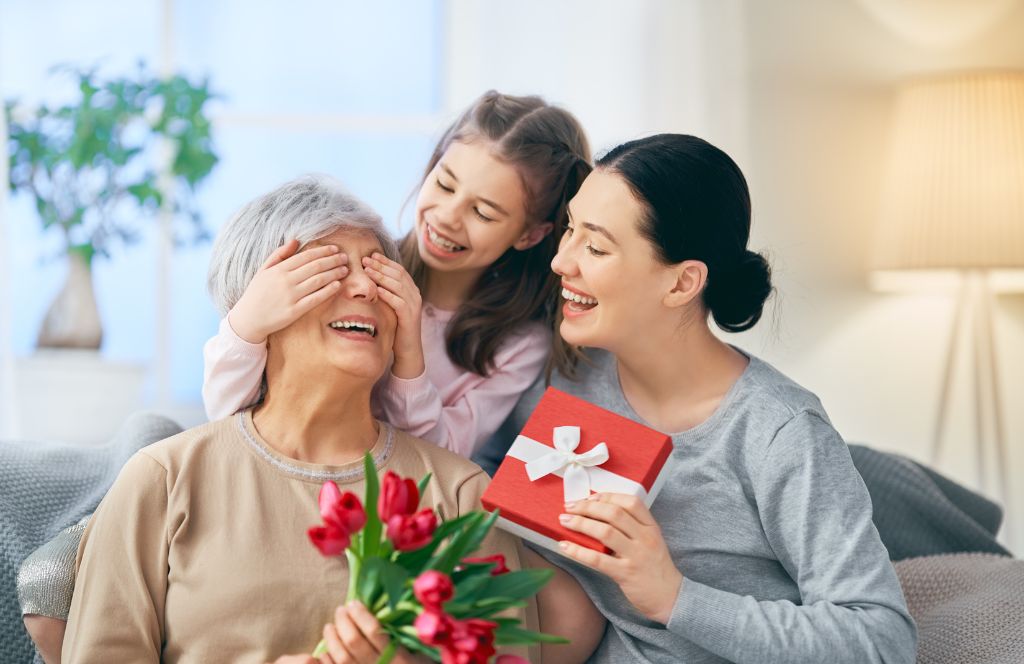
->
[478, 134, 917, 663]
[203, 91, 591, 458]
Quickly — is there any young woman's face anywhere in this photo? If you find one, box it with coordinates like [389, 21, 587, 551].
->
[271, 229, 397, 382]
[414, 140, 539, 279]
[551, 169, 679, 352]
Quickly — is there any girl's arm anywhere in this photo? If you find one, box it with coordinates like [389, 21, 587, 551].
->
[202, 317, 268, 420]
[559, 412, 917, 664]
[361, 252, 550, 458]
[203, 240, 348, 421]
[377, 325, 550, 458]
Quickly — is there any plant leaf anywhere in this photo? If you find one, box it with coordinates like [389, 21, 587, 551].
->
[357, 556, 383, 609]
[377, 560, 410, 611]
[478, 568, 554, 602]
[361, 453, 382, 559]
[393, 512, 478, 574]
[428, 510, 498, 575]
[416, 472, 431, 503]
[494, 624, 570, 646]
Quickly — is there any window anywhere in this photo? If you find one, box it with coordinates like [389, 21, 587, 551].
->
[1, 0, 445, 417]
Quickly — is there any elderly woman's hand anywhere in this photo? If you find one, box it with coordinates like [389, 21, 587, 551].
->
[229, 239, 348, 344]
[268, 655, 318, 664]
[362, 253, 424, 380]
[317, 601, 428, 664]
[558, 493, 683, 625]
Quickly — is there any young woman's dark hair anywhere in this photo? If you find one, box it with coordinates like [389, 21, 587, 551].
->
[597, 133, 772, 332]
[400, 91, 592, 375]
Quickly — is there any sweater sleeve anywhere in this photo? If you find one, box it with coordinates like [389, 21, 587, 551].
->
[665, 411, 917, 664]
[202, 317, 267, 421]
[62, 453, 172, 663]
[377, 325, 550, 458]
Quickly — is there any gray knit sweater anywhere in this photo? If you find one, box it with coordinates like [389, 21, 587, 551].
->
[477, 349, 917, 663]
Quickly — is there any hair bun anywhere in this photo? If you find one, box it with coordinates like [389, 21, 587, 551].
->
[704, 250, 773, 333]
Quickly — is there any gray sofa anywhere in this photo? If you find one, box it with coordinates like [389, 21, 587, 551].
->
[2, 420, 1020, 663]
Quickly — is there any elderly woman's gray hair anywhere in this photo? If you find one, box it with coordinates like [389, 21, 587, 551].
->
[207, 174, 399, 315]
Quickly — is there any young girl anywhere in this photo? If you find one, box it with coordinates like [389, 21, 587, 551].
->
[203, 91, 591, 458]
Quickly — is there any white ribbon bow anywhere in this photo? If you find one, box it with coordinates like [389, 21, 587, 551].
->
[524, 426, 610, 503]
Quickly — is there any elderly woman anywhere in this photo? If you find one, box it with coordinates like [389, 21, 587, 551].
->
[51, 175, 596, 664]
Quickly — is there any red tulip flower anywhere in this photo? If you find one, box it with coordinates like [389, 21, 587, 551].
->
[413, 570, 454, 611]
[460, 554, 509, 576]
[319, 481, 367, 533]
[379, 471, 419, 522]
[307, 481, 366, 557]
[414, 609, 455, 646]
[441, 618, 498, 664]
[307, 523, 351, 556]
[386, 507, 437, 552]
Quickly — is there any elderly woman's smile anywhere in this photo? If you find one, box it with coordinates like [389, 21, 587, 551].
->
[327, 317, 377, 339]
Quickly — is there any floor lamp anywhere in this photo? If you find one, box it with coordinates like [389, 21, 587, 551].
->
[872, 72, 1024, 521]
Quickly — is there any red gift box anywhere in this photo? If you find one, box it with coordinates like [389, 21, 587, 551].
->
[481, 387, 674, 554]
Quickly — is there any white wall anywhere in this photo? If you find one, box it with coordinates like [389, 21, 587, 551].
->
[443, 0, 747, 158]
[445, 0, 1024, 552]
[734, 0, 1024, 553]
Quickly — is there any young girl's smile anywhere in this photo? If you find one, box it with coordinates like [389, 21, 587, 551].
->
[414, 140, 538, 278]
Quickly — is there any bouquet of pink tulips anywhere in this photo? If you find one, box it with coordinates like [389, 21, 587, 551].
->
[307, 454, 566, 663]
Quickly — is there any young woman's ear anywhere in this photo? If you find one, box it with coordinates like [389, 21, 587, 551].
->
[663, 260, 708, 308]
[513, 221, 554, 251]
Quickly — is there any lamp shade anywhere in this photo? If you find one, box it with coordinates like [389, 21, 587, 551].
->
[873, 72, 1024, 271]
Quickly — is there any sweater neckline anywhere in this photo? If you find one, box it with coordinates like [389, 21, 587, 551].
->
[607, 347, 756, 441]
[235, 409, 394, 483]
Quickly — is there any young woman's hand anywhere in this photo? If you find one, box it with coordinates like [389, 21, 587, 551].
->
[228, 240, 348, 344]
[317, 601, 427, 664]
[362, 253, 424, 380]
[558, 493, 683, 625]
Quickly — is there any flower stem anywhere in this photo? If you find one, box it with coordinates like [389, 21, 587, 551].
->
[346, 549, 361, 603]
[375, 639, 397, 664]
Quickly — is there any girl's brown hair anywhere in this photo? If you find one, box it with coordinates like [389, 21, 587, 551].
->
[400, 91, 591, 377]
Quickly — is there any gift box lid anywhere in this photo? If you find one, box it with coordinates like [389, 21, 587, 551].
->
[482, 387, 674, 553]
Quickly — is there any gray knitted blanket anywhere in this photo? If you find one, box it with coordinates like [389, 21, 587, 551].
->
[0, 412, 182, 664]
[897, 553, 1024, 664]
[848, 444, 1010, 560]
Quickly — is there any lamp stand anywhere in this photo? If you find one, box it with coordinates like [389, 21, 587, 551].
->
[931, 270, 1011, 537]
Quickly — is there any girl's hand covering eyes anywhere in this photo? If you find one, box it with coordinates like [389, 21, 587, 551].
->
[229, 239, 348, 344]
[362, 253, 425, 380]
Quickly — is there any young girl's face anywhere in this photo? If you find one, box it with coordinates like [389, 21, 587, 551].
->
[414, 140, 540, 279]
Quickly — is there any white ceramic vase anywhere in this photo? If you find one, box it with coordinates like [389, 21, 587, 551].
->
[36, 251, 103, 349]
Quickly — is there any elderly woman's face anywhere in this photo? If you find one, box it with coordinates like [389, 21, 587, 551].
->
[270, 228, 398, 382]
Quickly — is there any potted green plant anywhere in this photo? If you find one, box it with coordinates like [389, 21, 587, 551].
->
[5, 65, 218, 349]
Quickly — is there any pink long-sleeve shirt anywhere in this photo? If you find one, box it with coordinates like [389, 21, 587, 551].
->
[202, 303, 551, 458]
